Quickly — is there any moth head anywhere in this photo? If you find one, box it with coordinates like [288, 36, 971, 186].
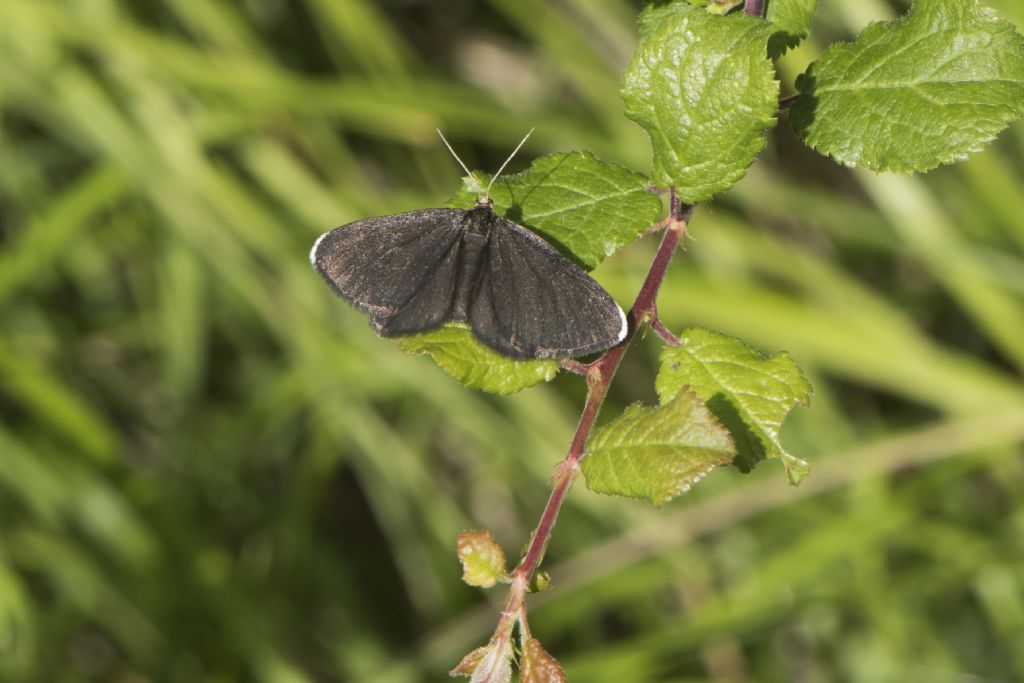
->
[436, 127, 535, 210]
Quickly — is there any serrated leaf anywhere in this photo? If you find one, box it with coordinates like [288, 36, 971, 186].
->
[791, 0, 1024, 172]
[521, 639, 567, 683]
[656, 328, 811, 484]
[449, 151, 662, 270]
[582, 388, 735, 507]
[456, 530, 508, 588]
[450, 637, 513, 683]
[621, 4, 779, 202]
[766, 0, 817, 58]
[397, 324, 559, 395]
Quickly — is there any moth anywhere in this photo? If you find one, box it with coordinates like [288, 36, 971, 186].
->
[310, 132, 626, 360]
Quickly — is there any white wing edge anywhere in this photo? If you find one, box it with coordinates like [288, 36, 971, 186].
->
[309, 231, 329, 268]
[614, 303, 628, 343]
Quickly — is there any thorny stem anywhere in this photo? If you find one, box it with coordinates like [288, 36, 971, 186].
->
[744, 0, 765, 17]
[493, 191, 694, 633]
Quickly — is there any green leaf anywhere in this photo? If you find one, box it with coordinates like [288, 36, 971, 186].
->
[656, 328, 811, 484]
[766, 0, 817, 58]
[529, 571, 552, 593]
[582, 388, 735, 507]
[396, 325, 558, 395]
[620, 4, 779, 202]
[456, 530, 507, 589]
[791, 0, 1024, 173]
[449, 151, 663, 270]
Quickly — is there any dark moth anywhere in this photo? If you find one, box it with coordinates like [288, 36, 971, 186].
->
[310, 197, 626, 360]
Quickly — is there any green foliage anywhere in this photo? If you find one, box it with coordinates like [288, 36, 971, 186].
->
[792, 0, 1024, 172]
[397, 325, 559, 395]
[448, 152, 662, 270]
[582, 388, 735, 506]
[766, 0, 818, 57]
[621, 4, 779, 201]
[657, 329, 812, 484]
[456, 530, 508, 588]
[0, 561, 33, 671]
[3, 0, 1024, 681]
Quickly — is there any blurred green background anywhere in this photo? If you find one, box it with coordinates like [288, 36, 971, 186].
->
[3, 0, 1024, 681]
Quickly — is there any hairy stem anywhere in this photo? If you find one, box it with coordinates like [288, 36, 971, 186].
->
[558, 359, 590, 376]
[510, 191, 694, 587]
[651, 318, 681, 345]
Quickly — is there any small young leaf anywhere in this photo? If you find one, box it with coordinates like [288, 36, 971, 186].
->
[766, 0, 817, 58]
[520, 639, 568, 683]
[456, 530, 508, 589]
[450, 637, 513, 683]
[529, 571, 552, 593]
[449, 151, 663, 270]
[791, 0, 1024, 172]
[621, 4, 779, 202]
[470, 644, 512, 683]
[450, 646, 490, 677]
[582, 388, 735, 507]
[397, 325, 559, 395]
[657, 328, 811, 484]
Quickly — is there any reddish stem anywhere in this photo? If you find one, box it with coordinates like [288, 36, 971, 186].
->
[559, 359, 590, 376]
[511, 192, 693, 584]
[651, 318, 681, 346]
[744, 0, 765, 17]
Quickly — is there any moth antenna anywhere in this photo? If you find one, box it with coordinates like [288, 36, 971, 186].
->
[436, 129, 480, 191]
[487, 127, 535, 195]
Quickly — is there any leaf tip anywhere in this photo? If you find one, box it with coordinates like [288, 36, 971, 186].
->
[783, 454, 811, 485]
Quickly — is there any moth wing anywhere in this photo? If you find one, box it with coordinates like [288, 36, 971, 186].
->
[469, 218, 626, 359]
[311, 208, 464, 336]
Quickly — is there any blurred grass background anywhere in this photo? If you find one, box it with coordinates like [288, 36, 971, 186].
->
[2, 0, 1024, 681]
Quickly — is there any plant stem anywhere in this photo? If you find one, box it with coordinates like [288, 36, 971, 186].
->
[744, 0, 765, 17]
[510, 191, 694, 586]
[651, 318, 681, 345]
[778, 94, 800, 113]
[558, 359, 590, 376]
